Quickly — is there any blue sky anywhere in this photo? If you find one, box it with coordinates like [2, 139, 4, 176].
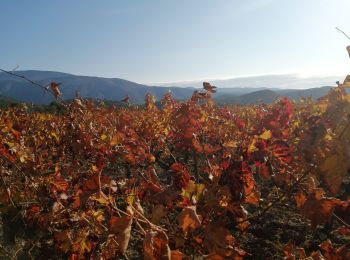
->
[0, 0, 349, 84]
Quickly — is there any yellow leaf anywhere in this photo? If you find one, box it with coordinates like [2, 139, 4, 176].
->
[318, 102, 328, 113]
[19, 155, 27, 163]
[110, 133, 122, 146]
[55, 164, 60, 174]
[320, 150, 348, 194]
[80, 239, 92, 253]
[163, 128, 169, 136]
[248, 139, 258, 153]
[90, 193, 110, 206]
[181, 180, 205, 201]
[50, 131, 60, 142]
[101, 134, 108, 141]
[223, 141, 237, 148]
[259, 130, 272, 140]
[92, 209, 105, 222]
[342, 75, 350, 88]
[324, 133, 333, 141]
[92, 165, 98, 172]
[126, 189, 136, 205]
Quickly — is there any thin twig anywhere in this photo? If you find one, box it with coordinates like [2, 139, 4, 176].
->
[238, 171, 309, 225]
[0, 243, 15, 260]
[333, 212, 350, 229]
[135, 219, 146, 235]
[336, 27, 350, 41]
[0, 68, 66, 106]
[129, 205, 167, 232]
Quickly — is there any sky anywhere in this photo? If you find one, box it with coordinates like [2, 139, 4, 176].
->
[0, 0, 350, 85]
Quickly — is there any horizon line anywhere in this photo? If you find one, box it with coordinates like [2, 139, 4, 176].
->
[0, 68, 345, 87]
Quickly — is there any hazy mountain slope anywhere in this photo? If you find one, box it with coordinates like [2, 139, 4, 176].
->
[0, 70, 335, 105]
[217, 89, 280, 105]
[275, 86, 332, 100]
[0, 70, 195, 104]
[216, 86, 334, 105]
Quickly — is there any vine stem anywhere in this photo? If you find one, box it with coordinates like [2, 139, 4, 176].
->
[333, 213, 350, 230]
[0, 68, 67, 106]
[129, 205, 167, 232]
[238, 170, 309, 225]
[0, 243, 15, 260]
[336, 27, 350, 41]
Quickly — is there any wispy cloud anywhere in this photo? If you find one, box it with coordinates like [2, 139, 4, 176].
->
[153, 73, 343, 89]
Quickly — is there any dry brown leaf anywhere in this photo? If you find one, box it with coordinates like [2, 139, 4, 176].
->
[151, 188, 180, 205]
[294, 192, 307, 208]
[73, 98, 84, 108]
[319, 239, 350, 260]
[133, 198, 144, 217]
[151, 204, 168, 224]
[177, 206, 201, 233]
[109, 206, 133, 253]
[50, 82, 61, 99]
[143, 230, 171, 260]
[301, 194, 341, 229]
[283, 240, 296, 260]
[203, 82, 217, 93]
[121, 95, 130, 103]
[171, 250, 185, 260]
[309, 250, 325, 259]
[203, 222, 242, 258]
[298, 247, 307, 259]
[204, 253, 225, 260]
[54, 230, 72, 253]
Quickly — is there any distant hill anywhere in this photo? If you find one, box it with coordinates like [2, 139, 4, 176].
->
[0, 70, 195, 104]
[216, 86, 333, 105]
[216, 89, 279, 105]
[275, 86, 332, 100]
[0, 70, 335, 105]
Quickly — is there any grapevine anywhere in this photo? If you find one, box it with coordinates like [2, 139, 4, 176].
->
[0, 61, 350, 259]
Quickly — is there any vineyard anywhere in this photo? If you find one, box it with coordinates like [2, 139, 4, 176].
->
[0, 72, 350, 259]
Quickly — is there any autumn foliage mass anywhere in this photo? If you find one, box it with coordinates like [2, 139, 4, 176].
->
[1, 68, 350, 258]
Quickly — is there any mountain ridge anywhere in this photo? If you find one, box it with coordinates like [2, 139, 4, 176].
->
[0, 70, 335, 105]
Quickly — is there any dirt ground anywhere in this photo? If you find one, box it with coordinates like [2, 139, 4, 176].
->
[1, 183, 349, 260]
